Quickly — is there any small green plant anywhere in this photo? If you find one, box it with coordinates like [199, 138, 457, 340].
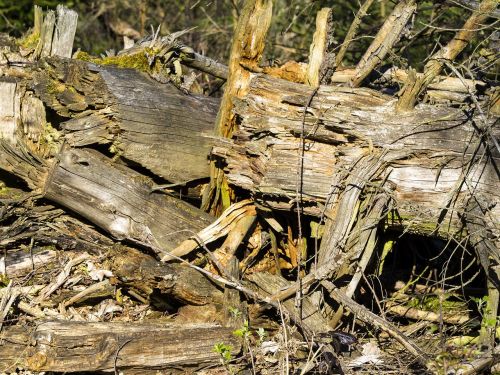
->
[228, 306, 242, 319]
[213, 342, 232, 365]
[233, 320, 260, 373]
[256, 327, 267, 344]
[233, 320, 251, 339]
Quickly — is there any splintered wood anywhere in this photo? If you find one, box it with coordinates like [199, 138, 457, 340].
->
[0, 1, 499, 374]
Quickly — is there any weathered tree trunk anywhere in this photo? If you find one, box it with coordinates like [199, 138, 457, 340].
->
[0, 138, 213, 254]
[1, 60, 497, 248]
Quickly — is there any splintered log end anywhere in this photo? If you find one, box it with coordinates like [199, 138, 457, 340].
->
[51, 5, 78, 58]
[33, 5, 77, 59]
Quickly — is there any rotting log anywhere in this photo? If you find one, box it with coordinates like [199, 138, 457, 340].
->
[43, 144, 214, 255]
[0, 320, 240, 373]
[0, 139, 214, 256]
[107, 245, 224, 306]
[32, 57, 219, 183]
[0, 55, 217, 253]
[212, 73, 499, 239]
[0, 40, 498, 248]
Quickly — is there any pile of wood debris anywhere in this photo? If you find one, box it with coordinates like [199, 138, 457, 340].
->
[0, 2, 498, 374]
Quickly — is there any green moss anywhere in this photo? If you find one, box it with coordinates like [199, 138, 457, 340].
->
[0, 181, 7, 196]
[386, 211, 453, 238]
[17, 31, 40, 49]
[0, 274, 10, 287]
[38, 122, 61, 156]
[45, 80, 66, 95]
[75, 49, 162, 74]
[408, 294, 467, 314]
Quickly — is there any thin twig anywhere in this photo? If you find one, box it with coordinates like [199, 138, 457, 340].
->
[114, 339, 132, 375]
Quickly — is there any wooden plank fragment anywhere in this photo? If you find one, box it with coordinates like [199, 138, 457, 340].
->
[0, 78, 21, 144]
[0, 321, 241, 373]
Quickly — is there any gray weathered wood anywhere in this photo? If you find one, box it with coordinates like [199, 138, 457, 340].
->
[43, 145, 214, 255]
[0, 321, 240, 373]
[212, 74, 499, 239]
[32, 57, 219, 183]
[0, 78, 21, 144]
[51, 5, 78, 58]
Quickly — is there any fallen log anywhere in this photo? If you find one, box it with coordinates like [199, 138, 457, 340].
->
[212, 73, 499, 239]
[1, 38, 498, 244]
[0, 140, 213, 255]
[33, 57, 219, 183]
[0, 320, 240, 373]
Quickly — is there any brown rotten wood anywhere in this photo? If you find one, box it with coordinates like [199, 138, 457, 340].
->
[108, 245, 224, 306]
[1, 209, 223, 308]
[246, 271, 332, 333]
[0, 320, 241, 373]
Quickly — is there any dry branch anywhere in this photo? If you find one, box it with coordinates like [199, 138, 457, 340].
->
[351, 0, 416, 87]
[397, 0, 498, 111]
[306, 8, 334, 87]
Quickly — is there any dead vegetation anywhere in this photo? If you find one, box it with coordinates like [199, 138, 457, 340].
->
[0, 1, 498, 374]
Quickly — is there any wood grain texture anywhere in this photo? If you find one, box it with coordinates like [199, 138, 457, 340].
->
[213, 74, 499, 238]
[0, 321, 240, 373]
[33, 57, 219, 183]
[44, 145, 214, 255]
